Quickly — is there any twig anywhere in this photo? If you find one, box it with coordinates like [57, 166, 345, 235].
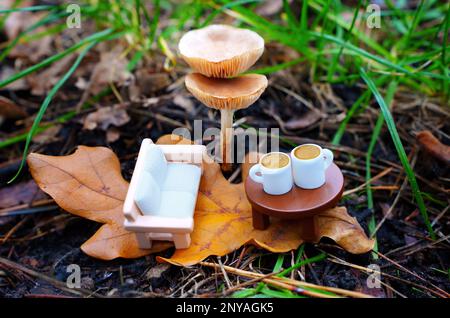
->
[377, 252, 450, 298]
[326, 254, 445, 298]
[343, 167, 393, 196]
[200, 261, 373, 298]
[0, 256, 100, 298]
[371, 173, 409, 237]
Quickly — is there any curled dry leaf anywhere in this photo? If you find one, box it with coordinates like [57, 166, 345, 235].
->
[10, 34, 53, 64]
[417, 130, 450, 163]
[28, 54, 76, 96]
[28, 135, 374, 264]
[0, 179, 47, 210]
[86, 47, 131, 96]
[27, 146, 171, 260]
[2, 0, 33, 40]
[83, 104, 130, 131]
[284, 111, 322, 130]
[0, 96, 27, 120]
[0, 66, 29, 91]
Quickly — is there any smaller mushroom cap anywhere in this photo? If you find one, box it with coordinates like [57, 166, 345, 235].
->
[185, 73, 268, 110]
[179, 25, 264, 78]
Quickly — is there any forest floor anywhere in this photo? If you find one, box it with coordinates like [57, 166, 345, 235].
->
[0, 0, 449, 298]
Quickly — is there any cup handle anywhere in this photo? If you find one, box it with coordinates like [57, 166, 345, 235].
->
[249, 164, 264, 183]
[323, 149, 333, 170]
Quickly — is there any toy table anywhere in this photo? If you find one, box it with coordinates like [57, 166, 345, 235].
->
[245, 163, 344, 240]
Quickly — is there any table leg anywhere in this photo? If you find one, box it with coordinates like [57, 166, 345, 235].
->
[300, 217, 317, 241]
[252, 208, 270, 230]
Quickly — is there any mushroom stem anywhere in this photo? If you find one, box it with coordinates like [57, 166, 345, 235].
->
[220, 109, 234, 171]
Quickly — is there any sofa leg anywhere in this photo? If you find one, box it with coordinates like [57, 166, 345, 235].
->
[136, 233, 152, 249]
[172, 233, 191, 249]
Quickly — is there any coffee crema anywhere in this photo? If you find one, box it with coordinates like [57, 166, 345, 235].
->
[294, 145, 321, 160]
[261, 153, 290, 169]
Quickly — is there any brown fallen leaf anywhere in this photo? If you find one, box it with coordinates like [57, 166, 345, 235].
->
[284, 111, 322, 130]
[0, 96, 27, 120]
[83, 104, 130, 131]
[28, 54, 76, 95]
[0, 66, 29, 91]
[128, 71, 171, 102]
[9, 34, 53, 64]
[417, 130, 450, 163]
[28, 135, 374, 264]
[1, 0, 33, 40]
[0, 179, 47, 210]
[32, 125, 62, 144]
[106, 127, 121, 143]
[86, 46, 131, 96]
[256, 0, 283, 16]
[27, 146, 171, 260]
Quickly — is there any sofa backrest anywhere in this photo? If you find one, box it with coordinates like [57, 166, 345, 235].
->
[142, 144, 168, 185]
[134, 170, 161, 215]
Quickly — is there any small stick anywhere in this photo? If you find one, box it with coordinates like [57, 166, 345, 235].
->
[0, 256, 99, 298]
[343, 167, 393, 196]
[377, 252, 450, 298]
[200, 261, 373, 298]
[327, 253, 448, 298]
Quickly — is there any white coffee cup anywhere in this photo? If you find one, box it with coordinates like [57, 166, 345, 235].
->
[249, 152, 293, 195]
[291, 144, 333, 189]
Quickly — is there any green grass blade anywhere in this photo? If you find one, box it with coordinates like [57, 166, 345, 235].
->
[401, 0, 426, 49]
[327, 0, 362, 81]
[247, 57, 305, 75]
[149, 0, 160, 45]
[273, 254, 285, 273]
[308, 0, 391, 58]
[282, 0, 298, 29]
[332, 91, 370, 145]
[8, 41, 98, 183]
[308, 31, 411, 75]
[277, 252, 326, 277]
[441, 7, 449, 99]
[0, 28, 115, 89]
[0, 4, 56, 14]
[332, 75, 389, 145]
[359, 67, 435, 239]
[0, 48, 141, 151]
[366, 80, 398, 259]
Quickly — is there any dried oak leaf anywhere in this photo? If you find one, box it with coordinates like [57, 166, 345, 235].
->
[83, 104, 130, 131]
[28, 135, 374, 264]
[0, 96, 27, 120]
[27, 146, 171, 260]
[417, 130, 450, 163]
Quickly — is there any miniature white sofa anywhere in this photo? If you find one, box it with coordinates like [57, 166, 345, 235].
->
[123, 138, 206, 249]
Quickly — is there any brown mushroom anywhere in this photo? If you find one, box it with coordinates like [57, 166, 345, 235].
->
[179, 24, 264, 78]
[185, 73, 268, 169]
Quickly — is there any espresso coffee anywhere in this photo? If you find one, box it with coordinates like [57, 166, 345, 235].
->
[261, 153, 289, 169]
[294, 145, 320, 160]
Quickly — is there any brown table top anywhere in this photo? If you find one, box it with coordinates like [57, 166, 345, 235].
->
[245, 163, 344, 219]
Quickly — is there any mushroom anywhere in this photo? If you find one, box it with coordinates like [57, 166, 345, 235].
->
[179, 24, 264, 78]
[185, 73, 268, 170]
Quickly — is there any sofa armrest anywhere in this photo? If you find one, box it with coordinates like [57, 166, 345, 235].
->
[159, 144, 207, 173]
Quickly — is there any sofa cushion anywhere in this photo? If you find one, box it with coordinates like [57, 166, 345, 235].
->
[142, 145, 167, 185]
[134, 171, 161, 215]
[154, 190, 197, 218]
[163, 163, 201, 194]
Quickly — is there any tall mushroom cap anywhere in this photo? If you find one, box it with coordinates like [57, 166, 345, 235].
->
[179, 25, 264, 78]
[185, 73, 268, 110]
